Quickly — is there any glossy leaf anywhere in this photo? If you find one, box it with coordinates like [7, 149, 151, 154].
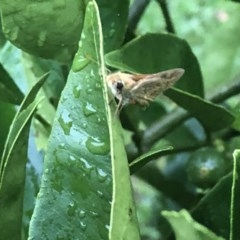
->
[0, 74, 47, 240]
[29, 2, 139, 239]
[105, 33, 204, 97]
[165, 87, 235, 131]
[0, 0, 86, 62]
[162, 209, 224, 240]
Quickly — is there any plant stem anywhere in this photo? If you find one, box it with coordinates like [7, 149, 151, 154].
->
[125, 0, 150, 43]
[156, 0, 175, 34]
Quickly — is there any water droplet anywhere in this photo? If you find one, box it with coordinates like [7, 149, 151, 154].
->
[80, 221, 87, 231]
[81, 33, 86, 39]
[53, 0, 66, 9]
[69, 155, 76, 161]
[59, 143, 66, 149]
[86, 136, 109, 155]
[109, 28, 116, 37]
[82, 122, 87, 128]
[8, 26, 19, 41]
[38, 31, 47, 47]
[90, 211, 99, 218]
[72, 52, 90, 72]
[105, 224, 110, 230]
[79, 210, 86, 219]
[97, 190, 104, 198]
[67, 202, 77, 217]
[80, 157, 93, 171]
[96, 168, 108, 183]
[83, 102, 97, 116]
[87, 88, 93, 93]
[73, 85, 81, 98]
[90, 69, 95, 77]
[95, 83, 101, 89]
[58, 110, 73, 135]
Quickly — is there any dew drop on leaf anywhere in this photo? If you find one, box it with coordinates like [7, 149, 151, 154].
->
[72, 52, 91, 72]
[73, 85, 81, 98]
[96, 168, 108, 183]
[67, 201, 77, 217]
[8, 26, 19, 41]
[80, 221, 87, 231]
[83, 102, 97, 116]
[52, 0, 66, 9]
[79, 210, 86, 219]
[58, 110, 73, 135]
[37, 30, 47, 47]
[86, 136, 109, 155]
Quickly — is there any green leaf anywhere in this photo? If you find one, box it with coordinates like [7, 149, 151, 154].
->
[0, 103, 16, 158]
[0, 73, 49, 173]
[230, 150, 240, 240]
[162, 209, 224, 240]
[192, 173, 231, 239]
[0, 0, 86, 62]
[29, 2, 139, 239]
[165, 87, 235, 131]
[105, 33, 204, 97]
[97, 0, 129, 52]
[129, 146, 173, 174]
[0, 64, 24, 104]
[0, 75, 46, 240]
[108, 99, 140, 239]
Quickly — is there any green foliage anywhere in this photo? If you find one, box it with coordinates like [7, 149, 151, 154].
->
[0, 0, 240, 240]
[0, 74, 48, 240]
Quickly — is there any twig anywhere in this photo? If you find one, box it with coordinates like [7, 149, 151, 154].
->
[125, 0, 150, 43]
[128, 0, 150, 32]
[156, 0, 175, 34]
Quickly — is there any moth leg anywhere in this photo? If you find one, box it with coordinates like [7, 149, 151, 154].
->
[115, 98, 124, 116]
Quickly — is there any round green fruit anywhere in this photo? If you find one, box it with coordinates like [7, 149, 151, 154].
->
[186, 147, 226, 188]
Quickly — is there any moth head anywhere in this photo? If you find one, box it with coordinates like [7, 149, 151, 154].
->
[106, 73, 126, 100]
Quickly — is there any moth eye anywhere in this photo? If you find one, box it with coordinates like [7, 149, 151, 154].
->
[116, 81, 124, 90]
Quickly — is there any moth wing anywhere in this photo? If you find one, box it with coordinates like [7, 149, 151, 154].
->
[131, 68, 184, 103]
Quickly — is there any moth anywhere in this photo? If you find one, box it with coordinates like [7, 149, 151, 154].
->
[106, 68, 185, 113]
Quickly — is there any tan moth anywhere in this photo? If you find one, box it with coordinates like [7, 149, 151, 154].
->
[106, 68, 185, 113]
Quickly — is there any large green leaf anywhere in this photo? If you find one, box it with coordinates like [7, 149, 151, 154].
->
[165, 87, 235, 131]
[0, 0, 86, 62]
[162, 209, 224, 240]
[0, 74, 47, 240]
[105, 33, 204, 97]
[29, 2, 139, 239]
